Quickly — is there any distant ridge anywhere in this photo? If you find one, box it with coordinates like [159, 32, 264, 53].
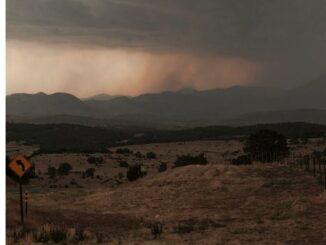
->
[83, 93, 120, 101]
[6, 92, 93, 117]
[223, 109, 326, 126]
[7, 122, 326, 153]
[6, 74, 326, 128]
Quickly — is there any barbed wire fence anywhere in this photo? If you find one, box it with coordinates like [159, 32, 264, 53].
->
[287, 153, 326, 189]
[246, 152, 326, 189]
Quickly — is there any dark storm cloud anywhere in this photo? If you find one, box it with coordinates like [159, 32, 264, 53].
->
[6, 0, 326, 87]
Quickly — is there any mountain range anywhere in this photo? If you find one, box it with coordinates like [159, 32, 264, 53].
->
[6, 74, 326, 128]
[82, 93, 121, 101]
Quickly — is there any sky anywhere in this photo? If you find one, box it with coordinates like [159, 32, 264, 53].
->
[6, 0, 326, 97]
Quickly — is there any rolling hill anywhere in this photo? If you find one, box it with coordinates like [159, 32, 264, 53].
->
[6, 92, 92, 117]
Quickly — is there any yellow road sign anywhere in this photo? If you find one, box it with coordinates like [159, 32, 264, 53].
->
[8, 155, 32, 178]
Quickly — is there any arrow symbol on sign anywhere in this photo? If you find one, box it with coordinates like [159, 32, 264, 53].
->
[16, 160, 25, 172]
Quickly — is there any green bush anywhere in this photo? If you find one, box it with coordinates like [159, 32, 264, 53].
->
[146, 152, 157, 159]
[158, 162, 167, 173]
[127, 164, 146, 181]
[174, 153, 208, 167]
[57, 162, 72, 176]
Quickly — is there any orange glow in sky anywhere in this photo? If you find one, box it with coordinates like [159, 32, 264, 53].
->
[7, 40, 262, 97]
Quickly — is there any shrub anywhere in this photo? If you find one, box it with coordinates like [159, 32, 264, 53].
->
[116, 148, 133, 155]
[173, 220, 195, 234]
[149, 222, 163, 238]
[146, 152, 157, 159]
[158, 162, 167, 173]
[119, 161, 129, 168]
[72, 227, 87, 243]
[87, 156, 103, 165]
[12, 224, 99, 244]
[231, 155, 252, 165]
[244, 130, 289, 162]
[47, 166, 57, 179]
[174, 153, 208, 167]
[134, 152, 143, 158]
[84, 168, 95, 178]
[172, 219, 223, 234]
[33, 230, 50, 243]
[12, 224, 98, 244]
[57, 162, 72, 176]
[49, 227, 67, 243]
[33, 226, 67, 244]
[127, 164, 146, 181]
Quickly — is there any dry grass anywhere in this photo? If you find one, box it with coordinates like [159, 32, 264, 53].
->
[6, 139, 326, 244]
[7, 163, 326, 244]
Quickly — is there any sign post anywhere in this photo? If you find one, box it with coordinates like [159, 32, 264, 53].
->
[19, 180, 24, 225]
[8, 155, 32, 225]
[24, 191, 28, 217]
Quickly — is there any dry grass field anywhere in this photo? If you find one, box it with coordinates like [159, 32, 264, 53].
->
[6, 139, 326, 244]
